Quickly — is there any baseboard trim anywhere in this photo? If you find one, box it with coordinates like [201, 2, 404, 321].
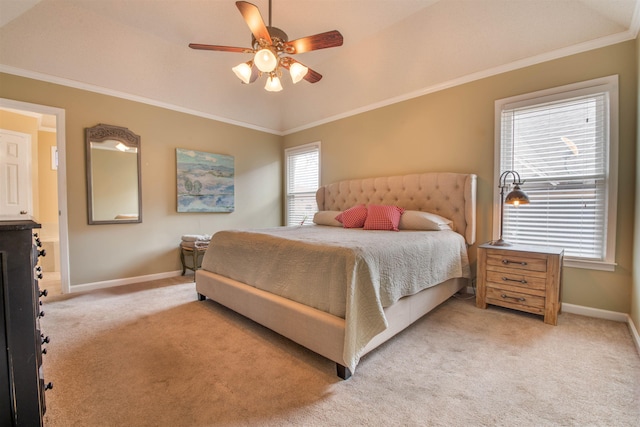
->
[562, 303, 640, 357]
[561, 303, 628, 322]
[627, 314, 640, 357]
[68, 277, 640, 357]
[69, 270, 185, 293]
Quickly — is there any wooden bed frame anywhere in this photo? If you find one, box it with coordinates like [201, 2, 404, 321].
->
[196, 172, 477, 379]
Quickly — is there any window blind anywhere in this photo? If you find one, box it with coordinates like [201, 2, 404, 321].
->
[500, 92, 609, 261]
[285, 143, 320, 226]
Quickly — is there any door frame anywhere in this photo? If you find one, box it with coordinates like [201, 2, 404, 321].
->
[0, 98, 70, 293]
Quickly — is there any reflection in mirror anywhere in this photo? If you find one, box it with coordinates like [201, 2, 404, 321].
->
[86, 124, 142, 224]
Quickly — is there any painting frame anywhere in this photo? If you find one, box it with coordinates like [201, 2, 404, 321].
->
[176, 148, 234, 213]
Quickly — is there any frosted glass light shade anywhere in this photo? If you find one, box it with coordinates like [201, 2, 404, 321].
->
[265, 75, 283, 92]
[289, 62, 309, 84]
[254, 49, 278, 72]
[232, 62, 252, 84]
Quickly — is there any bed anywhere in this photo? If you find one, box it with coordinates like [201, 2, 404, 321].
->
[196, 172, 477, 379]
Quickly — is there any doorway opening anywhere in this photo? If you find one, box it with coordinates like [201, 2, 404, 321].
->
[0, 98, 69, 294]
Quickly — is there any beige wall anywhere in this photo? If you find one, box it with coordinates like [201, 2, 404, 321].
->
[633, 34, 640, 330]
[0, 39, 636, 313]
[37, 130, 58, 227]
[0, 73, 283, 286]
[285, 40, 637, 314]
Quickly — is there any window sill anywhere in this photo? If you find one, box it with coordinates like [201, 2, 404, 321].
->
[564, 258, 616, 272]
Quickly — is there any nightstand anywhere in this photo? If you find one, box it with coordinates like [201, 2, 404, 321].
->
[180, 245, 206, 275]
[476, 243, 564, 325]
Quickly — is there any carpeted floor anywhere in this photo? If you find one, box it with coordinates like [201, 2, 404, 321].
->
[42, 276, 640, 426]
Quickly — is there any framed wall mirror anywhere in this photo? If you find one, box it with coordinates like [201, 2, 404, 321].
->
[85, 123, 142, 224]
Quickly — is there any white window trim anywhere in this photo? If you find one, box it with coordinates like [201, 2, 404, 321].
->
[285, 141, 321, 226]
[493, 75, 618, 271]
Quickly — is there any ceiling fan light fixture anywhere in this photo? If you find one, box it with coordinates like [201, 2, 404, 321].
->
[254, 48, 278, 72]
[232, 61, 253, 84]
[265, 74, 283, 92]
[289, 62, 309, 84]
[189, 1, 344, 92]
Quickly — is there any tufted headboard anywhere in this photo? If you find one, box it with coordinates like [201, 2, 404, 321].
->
[316, 172, 477, 245]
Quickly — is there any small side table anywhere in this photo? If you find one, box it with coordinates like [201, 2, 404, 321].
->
[180, 245, 207, 275]
[476, 243, 564, 325]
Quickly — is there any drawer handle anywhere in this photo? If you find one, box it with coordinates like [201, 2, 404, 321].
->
[502, 259, 527, 266]
[501, 294, 526, 302]
[502, 277, 528, 284]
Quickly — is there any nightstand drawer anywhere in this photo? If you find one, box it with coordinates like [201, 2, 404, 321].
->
[486, 253, 547, 273]
[485, 270, 547, 291]
[486, 287, 545, 313]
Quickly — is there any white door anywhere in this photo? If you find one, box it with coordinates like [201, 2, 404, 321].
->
[0, 130, 32, 218]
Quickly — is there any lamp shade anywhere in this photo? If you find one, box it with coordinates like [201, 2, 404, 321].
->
[505, 184, 530, 206]
[264, 75, 283, 92]
[289, 62, 309, 84]
[254, 48, 278, 72]
[232, 62, 253, 84]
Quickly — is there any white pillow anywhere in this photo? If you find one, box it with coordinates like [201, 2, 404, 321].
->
[313, 211, 343, 227]
[398, 210, 454, 231]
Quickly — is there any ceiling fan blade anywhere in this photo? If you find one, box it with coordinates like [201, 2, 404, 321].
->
[285, 30, 343, 54]
[189, 43, 251, 53]
[236, 1, 272, 45]
[249, 64, 260, 83]
[281, 59, 323, 83]
[303, 68, 322, 83]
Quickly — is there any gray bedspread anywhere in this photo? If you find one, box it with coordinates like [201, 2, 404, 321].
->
[201, 225, 470, 371]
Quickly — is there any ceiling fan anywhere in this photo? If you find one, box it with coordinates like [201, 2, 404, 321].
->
[189, 1, 344, 92]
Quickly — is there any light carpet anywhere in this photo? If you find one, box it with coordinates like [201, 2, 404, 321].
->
[42, 277, 640, 426]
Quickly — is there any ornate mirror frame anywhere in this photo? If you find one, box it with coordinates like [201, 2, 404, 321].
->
[85, 123, 142, 225]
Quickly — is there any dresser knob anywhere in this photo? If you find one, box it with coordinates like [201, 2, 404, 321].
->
[44, 382, 53, 391]
[41, 335, 50, 344]
[39, 289, 48, 297]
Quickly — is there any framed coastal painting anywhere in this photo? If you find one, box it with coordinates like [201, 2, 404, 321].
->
[176, 148, 234, 212]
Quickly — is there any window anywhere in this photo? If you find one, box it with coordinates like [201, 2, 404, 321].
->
[495, 76, 618, 271]
[285, 142, 320, 226]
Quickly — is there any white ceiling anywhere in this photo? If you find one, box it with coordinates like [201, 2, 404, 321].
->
[1, 0, 638, 135]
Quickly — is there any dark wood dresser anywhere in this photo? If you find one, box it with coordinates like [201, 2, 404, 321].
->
[1, 220, 51, 426]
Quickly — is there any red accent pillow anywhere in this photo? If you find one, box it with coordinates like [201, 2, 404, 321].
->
[363, 205, 405, 231]
[335, 205, 368, 228]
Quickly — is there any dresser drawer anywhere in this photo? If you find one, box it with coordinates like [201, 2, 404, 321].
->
[486, 252, 547, 273]
[486, 286, 545, 314]
[485, 270, 547, 291]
